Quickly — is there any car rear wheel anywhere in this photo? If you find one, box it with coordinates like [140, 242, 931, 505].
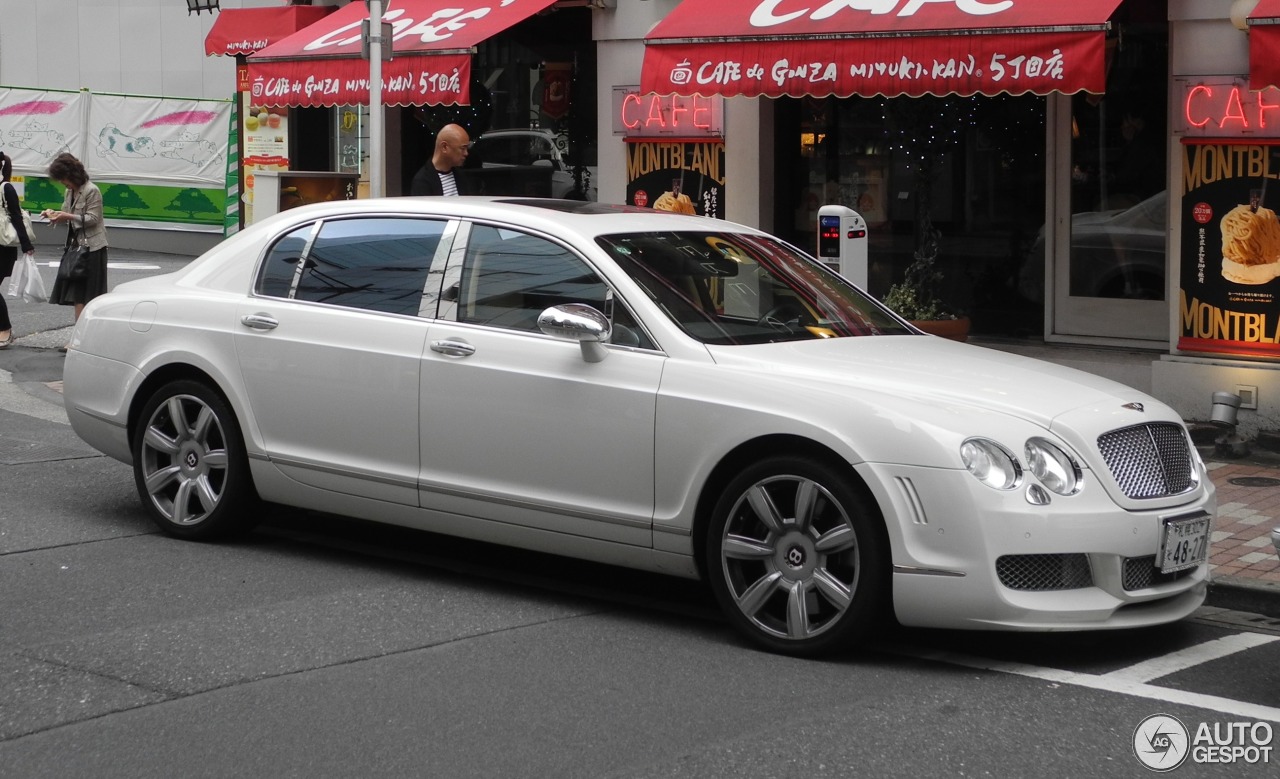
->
[707, 456, 886, 656]
[132, 380, 258, 539]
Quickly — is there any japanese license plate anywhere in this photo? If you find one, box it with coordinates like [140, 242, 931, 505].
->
[1157, 513, 1211, 574]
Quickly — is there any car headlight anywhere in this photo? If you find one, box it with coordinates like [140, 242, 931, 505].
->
[961, 438, 1021, 490]
[1025, 438, 1082, 496]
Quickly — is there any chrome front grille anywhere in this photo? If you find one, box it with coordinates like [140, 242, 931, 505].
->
[996, 554, 1093, 591]
[1097, 423, 1195, 499]
[1122, 555, 1199, 591]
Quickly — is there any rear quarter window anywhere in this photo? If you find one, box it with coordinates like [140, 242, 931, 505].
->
[256, 217, 448, 316]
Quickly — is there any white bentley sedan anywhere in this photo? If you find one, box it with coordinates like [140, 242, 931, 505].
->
[63, 198, 1214, 656]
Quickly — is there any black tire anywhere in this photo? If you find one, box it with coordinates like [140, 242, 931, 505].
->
[706, 455, 887, 656]
[131, 379, 259, 539]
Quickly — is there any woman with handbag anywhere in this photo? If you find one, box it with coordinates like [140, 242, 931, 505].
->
[43, 153, 107, 351]
[0, 151, 36, 349]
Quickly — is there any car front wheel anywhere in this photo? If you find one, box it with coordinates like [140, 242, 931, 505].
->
[132, 380, 258, 539]
[707, 456, 886, 656]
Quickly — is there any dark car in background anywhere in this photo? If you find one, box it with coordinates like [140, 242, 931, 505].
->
[463, 129, 595, 201]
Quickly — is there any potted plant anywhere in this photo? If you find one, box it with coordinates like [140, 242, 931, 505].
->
[877, 95, 970, 341]
[880, 171, 969, 341]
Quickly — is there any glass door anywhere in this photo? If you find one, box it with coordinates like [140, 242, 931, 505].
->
[1050, 8, 1169, 343]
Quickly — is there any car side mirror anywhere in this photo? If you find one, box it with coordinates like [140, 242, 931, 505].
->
[538, 303, 611, 362]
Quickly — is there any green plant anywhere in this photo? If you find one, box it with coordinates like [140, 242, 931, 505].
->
[882, 224, 958, 321]
[882, 279, 954, 321]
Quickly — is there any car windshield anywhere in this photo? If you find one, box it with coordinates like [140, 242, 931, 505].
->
[596, 231, 912, 344]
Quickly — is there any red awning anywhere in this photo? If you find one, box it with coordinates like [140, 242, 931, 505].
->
[1249, 0, 1280, 90]
[642, 0, 1125, 99]
[204, 6, 335, 57]
[246, 0, 558, 107]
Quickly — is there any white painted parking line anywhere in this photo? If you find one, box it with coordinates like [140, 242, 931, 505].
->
[37, 262, 162, 270]
[885, 644, 1280, 723]
[1102, 633, 1278, 684]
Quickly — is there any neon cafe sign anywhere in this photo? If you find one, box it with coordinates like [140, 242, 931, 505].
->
[1179, 78, 1280, 138]
[612, 87, 724, 139]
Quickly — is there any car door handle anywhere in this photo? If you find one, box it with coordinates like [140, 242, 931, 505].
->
[430, 339, 476, 357]
[241, 314, 279, 331]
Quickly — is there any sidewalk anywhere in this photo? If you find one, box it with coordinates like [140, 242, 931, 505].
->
[1203, 458, 1280, 616]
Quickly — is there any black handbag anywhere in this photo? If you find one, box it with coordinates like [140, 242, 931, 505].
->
[57, 194, 90, 281]
[59, 239, 89, 281]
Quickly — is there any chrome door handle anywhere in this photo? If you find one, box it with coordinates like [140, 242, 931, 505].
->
[240, 314, 279, 331]
[430, 339, 475, 357]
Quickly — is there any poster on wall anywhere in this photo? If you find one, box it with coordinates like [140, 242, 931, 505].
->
[0, 89, 87, 173]
[1179, 141, 1280, 356]
[88, 94, 229, 186]
[241, 92, 290, 225]
[625, 140, 724, 219]
[0, 87, 230, 231]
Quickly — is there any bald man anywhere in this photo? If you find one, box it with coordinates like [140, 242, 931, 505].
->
[409, 124, 472, 196]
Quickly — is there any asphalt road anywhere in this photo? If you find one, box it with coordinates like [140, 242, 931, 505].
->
[1, 375, 1278, 777]
[1, 255, 1279, 777]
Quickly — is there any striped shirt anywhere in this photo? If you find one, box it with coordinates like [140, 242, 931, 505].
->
[439, 171, 459, 197]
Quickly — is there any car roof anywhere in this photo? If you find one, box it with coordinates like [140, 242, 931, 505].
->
[261, 196, 760, 241]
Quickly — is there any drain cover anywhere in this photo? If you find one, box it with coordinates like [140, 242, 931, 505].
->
[1228, 476, 1280, 487]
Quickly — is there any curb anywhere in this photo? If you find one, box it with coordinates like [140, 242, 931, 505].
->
[1206, 575, 1280, 619]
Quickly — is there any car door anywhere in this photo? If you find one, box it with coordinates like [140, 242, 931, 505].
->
[235, 215, 451, 505]
[419, 223, 663, 545]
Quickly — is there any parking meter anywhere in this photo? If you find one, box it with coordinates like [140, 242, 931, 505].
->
[816, 205, 868, 289]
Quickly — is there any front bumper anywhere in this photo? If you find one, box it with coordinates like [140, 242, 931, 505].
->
[859, 461, 1215, 631]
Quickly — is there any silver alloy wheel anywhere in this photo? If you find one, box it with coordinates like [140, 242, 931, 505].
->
[139, 393, 229, 526]
[719, 475, 861, 641]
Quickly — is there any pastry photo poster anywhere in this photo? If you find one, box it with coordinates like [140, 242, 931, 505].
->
[625, 140, 725, 219]
[1179, 141, 1280, 356]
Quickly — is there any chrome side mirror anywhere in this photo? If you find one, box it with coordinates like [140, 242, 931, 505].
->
[538, 304, 611, 362]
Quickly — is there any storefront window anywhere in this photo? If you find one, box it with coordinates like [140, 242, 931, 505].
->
[776, 93, 1047, 337]
[1068, 9, 1169, 301]
[400, 7, 597, 200]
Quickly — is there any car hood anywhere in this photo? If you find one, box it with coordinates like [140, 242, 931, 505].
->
[705, 335, 1173, 431]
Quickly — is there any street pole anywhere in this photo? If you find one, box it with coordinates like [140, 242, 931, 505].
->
[366, 0, 384, 198]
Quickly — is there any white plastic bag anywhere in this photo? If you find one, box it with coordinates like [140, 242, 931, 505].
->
[6, 252, 47, 303]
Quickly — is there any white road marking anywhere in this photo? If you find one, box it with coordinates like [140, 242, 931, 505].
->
[886, 644, 1280, 723]
[1102, 633, 1278, 683]
[37, 262, 161, 270]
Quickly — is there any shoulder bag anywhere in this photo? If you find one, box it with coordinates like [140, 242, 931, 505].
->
[0, 183, 35, 248]
[56, 192, 91, 281]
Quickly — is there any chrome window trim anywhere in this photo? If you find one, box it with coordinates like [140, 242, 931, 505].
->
[418, 218, 462, 319]
[286, 220, 322, 299]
